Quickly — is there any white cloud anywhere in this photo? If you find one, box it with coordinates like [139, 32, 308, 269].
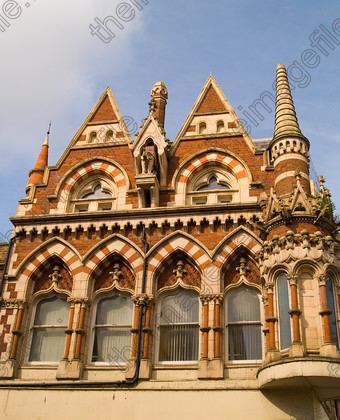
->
[0, 0, 146, 172]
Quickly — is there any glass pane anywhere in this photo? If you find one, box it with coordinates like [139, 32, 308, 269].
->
[34, 297, 69, 326]
[159, 325, 199, 361]
[160, 291, 199, 325]
[29, 328, 65, 362]
[326, 279, 339, 348]
[228, 286, 261, 322]
[82, 184, 112, 199]
[96, 295, 133, 326]
[197, 176, 230, 191]
[92, 327, 131, 364]
[228, 324, 262, 360]
[277, 273, 292, 350]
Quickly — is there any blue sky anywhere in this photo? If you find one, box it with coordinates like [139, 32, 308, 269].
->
[0, 0, 339, 239]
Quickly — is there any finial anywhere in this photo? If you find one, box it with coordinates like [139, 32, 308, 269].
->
[273, 63, 305, 142]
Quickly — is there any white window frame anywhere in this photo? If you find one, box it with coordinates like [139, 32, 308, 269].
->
[89, 293, 134, 367]
[155, 290, 200, 365]
[26, 295, 68, 365]
[276, 272, 292, 352]
[224, 286, 263, 365]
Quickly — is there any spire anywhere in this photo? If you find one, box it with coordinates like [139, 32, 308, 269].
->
[149, 81, 168, 130]
[273, 64, 305, 142]
[26, 125, 50, 193]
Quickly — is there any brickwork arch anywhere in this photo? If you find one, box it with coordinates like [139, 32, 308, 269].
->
[172, 149, 255, 206]
[83, 234, 144, 282]
[14, 238, 82, 299]
[213, 226, 262, 268]
[55, 159, 130, 212]
[146, 232, 211, 294]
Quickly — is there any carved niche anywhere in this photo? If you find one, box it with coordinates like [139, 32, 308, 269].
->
[94, 259, 135, 292]
[33, 259, 73, 293]
[157, 257, 201, 290]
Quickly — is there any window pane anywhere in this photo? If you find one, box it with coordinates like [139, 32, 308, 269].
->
[34, 297, 69, 326]
[159, 325, 199, 361]
[226, 286, 262, 361]
[326, 279, 339, 349]
[92, 327, 131, 364]
[277, 273, 292, 350]
[92, 295, 133, 363]
[160, 291, 198, 325]
[29, 328, 66, 362]
[228, 324, 262, 360]
[159, 291, 199, 361]
[228, 287, 261, 322]
[96, 295, 133, 326]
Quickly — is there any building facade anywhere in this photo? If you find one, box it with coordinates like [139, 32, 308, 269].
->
[0, 65, 339, 420]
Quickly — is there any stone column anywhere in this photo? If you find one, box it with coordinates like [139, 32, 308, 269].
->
[318, 275, 338, 357]
[200, 295, 210, 359]
[212, 294, 223, 359]
[9, 301, 25, 361]
[264, 284, 280, 362]
[126, 294, 152, 380]
[198, 294, 223, 379]
[63, 300, 75, 360]
[57, 298, 88, 379]
[288, 275, 304, 357]
[0, 300, 25, 378]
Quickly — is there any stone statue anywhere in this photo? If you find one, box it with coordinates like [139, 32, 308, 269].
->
[141, 146, 155, 174]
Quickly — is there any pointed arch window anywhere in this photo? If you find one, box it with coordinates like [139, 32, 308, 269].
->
[326, 277, 339, 348]
[157, 290, 199, 362]
[91, 294, 133, 364]
[277, 273, 292, 350]
[29, 296, 69, 362]
[70, 176, 116, 213]
[187, 168, 238, 206]
[196, 175, 231, 191]
[217, 120, 225, 133]
[198, 122, 207, 134]
[225, 286, 262, 361]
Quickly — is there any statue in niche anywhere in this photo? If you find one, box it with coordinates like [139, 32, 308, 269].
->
[110, 262, 122, 282]
[141, 144, 156, 174]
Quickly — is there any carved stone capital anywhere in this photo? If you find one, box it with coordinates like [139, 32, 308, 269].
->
[0, 299, 25, 309]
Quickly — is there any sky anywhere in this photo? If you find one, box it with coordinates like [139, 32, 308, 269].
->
[0, 0, 339, 239]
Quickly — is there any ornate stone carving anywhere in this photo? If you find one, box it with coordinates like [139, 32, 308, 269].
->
[94, 260, 135, 292]
[157, 259, 201, 290]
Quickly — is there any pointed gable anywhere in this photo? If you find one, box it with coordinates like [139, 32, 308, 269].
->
[174, 76, 254, 152]
[196, 84, 226, 114]
[89, 94, 118, 123]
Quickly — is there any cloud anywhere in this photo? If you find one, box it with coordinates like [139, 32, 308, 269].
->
[0, 0, 146, 173]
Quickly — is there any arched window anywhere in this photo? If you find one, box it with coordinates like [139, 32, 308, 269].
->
[225, 286, 262, 361]
[217, 120, 224, 133]
[277, 273, 292, 350]
[70, 177, 116, 213]
[157, 290, 199, 362]
[29, 296, 69, 362]
[92, 294, 133, 364]
[88, 131, 97, 143]
[198, 122, 207, 134]
[326, 277, 339, 348]
[196, 175, 230, 191]
[187, 168, 237, 205]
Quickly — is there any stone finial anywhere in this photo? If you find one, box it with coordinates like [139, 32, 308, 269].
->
[273, 64, 306, 142]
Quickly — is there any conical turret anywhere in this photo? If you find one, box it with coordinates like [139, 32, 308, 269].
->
[270, 64, 310, 196]
[273, 64, 307, 141]
[26, 132, 49, 194]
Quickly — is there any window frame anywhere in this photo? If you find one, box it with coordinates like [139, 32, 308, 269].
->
[326, 276, 340, 349]
[89, 292, 134, 367]
[224, 285, 263, 364]
[26, 294, 69, 365]
[155, 289, 200, 365]
[276, 272, 293, 352]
